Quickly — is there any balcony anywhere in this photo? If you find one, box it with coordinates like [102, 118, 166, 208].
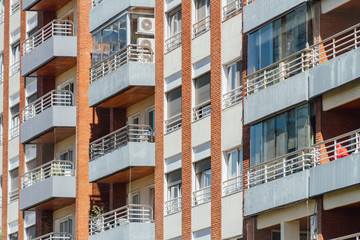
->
[19, 160, 76, 211]
[89, 204, 154, 240]
[223, 0, 242, 21]
[88, 45, 155, 108]
[193, 186, 211, 206]
[165, 113, 182, 134]
[165, 32, 182, 54]
[165, 197, 182, 216]
[223, 175, 242, 197]
[89, 124, 155, 183]
[193, 100, 211, 122]
[331, 232, 360, 240]
[223, 86, 242, 109]
[21, 20, 77, 78]
[23, 0, 73, 11]
[21, 90, 76, 144]
[244, 128, 360, 216]
[34, 232, 72, 240]
[193, 16, 210, 38]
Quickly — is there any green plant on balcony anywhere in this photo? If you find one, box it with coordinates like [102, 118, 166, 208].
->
[50, 162, 65, 176]
[90, 205, 105, 233]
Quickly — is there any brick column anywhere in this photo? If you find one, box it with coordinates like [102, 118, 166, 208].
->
[181, 0, 193, 238]
[2, 0, 10, 236]
[75, 0, 92, 239]
[210, 0, 222, 238]
[154, 0, 165, 238]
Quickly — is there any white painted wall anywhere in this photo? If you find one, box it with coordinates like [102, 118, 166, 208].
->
[222, 192, 243, 239]
[53, 204, 76, 232]
[0, 23, 4, 52]
[192, 202, 211, 232]
[164, 129, 182, 159]
[10, 11, 20, 35]
[8, 137, 19, 159]
[192, 31, 210, 64]
[126, 96, 155, 125]
[126, 173, 154, 205]
[164, 212, 182, 239]
[222, 104, 242, 151]
[0, 83, 3, 113]
[192, 116, 211, 148]
[164, 47, 182, 78]
[7, 200, 18, 223]
[9, 73, 20, 97]
[221, 13, 242, 65]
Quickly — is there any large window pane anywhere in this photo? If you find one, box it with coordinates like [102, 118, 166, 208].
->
[275, 112, 287, 157]
[296, 104, 309, 150]
[259, 23, 273, 70]
[195, 73, 211, 105]
[167, 87, 182, 118]
[247, 31, 259, 75]
[263, 118, 275, 160]
[250, 122, 263, 166]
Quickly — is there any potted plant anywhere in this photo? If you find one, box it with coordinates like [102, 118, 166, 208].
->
[90, 205, 105, 233]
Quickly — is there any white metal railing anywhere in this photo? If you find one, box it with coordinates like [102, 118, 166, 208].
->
[10, 61, 20, 77]
[9, 189, 19, 202]
[89, 204, 153, 235]
[23, 20, 74, 55]
[11, 0, 20, 15]
[223, 0, 242, 20]
[193, 100, 211, 121]
[165, 196, 182, 215]
[193, 16, 210, 38]
[165, 32, 182, 53]
[90, 0, 103, 8]
[193, 186, 211, 206]
[89, 124, 154, 160]
[90, 44, 153, 83]
[245, 23, 360, 96]
[246, 128, 360, 188]
[223, 175, 243, 196]
[0, 11, 4, 24]
[165, 113, 182, 134]
[22, 89, 74, 123]
[0, 71, 3, 84]
[0, 134, 2, 146]
[34, 232, 72, 240]
[331, 232, 360, 240]
[223, 86, 242, 108]
[9, 125, 19, 140]
[21, 160, 75, 189]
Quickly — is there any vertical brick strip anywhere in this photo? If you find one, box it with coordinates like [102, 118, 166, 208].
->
[182, 0, 192, 237]
[154, 0, 164, 238]
[75, 0, 92, 239]
[18, 2, 27, 239]
[2, 0, 10, 236]
[210, 0, 222, 238]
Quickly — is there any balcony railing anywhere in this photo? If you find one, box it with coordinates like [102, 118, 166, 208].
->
[0, 11, 4, 24]
[0, 71, 4, 84]
[246, 128, 360, 188]
[223, 0, 242, 20]
[0, 134, 2, 146]
[11, 0, 20, 15]
[89, 204, 153, 235]
[165, 32, 182, 53]
[90, 44, 153, 83]
[20, 160, 75, 189]
[34, 232, 72, 240]
[23, 20, 74, 55]
[89, 124, 154, 160]
[223, 175, 242, 196]
[331, 232, 360, 240]
[193, 100, 211, 121]
[9, 125, 19, 140]
[9, 189, 19, 202]
[193, 186, 211, 206]
[165, 196, 182, 215]
[10, 61, 20, 77]
[90, 0, 103, 8]
[193, 16, 210, 38]
[223, 86, 242, 109]
[245, 23, 360, 96]
[165, 113, 182, 134]
[22, 90, 74, 123]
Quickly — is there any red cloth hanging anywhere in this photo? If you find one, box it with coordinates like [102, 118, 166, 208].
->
[331, 144, 350, 160]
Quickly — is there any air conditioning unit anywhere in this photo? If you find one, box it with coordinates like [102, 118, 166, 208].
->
[137, 38, 155, 54]
[137, 17, 155, 35]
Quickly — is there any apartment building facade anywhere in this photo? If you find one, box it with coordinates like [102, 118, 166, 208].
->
[0, 0, 358, 239]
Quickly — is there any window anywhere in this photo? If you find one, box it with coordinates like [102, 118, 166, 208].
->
[194, 73, 211, 120]
[59, 149, 74, 163]
[195, 0, 210, 22]
[60, 218, 73, 234]
[9, 167, 19, 202]
[10, 104, 20, 128]
[25, 225, 36, 240]
[250, 103, 315, 166]
[147, 107, 155, 132]
[9, 232, 18, 240]
[247, 4, 312, 75]
[167, 169, 182, 201]
[132, 192, 140, 204]
[131, 114, 140, 125]
[226, 61, 242, 92]
[11, 42, 20, 65]
[224, 149, 242, 195]
[194, 158, 211, 205]
[167, 7, 182, 38]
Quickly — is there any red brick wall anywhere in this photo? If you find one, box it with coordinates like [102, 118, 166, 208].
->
[90, 108, 110, 142]
[154, 0, 164, 238]
[35, 211, 53, 237]
[37, 77, 55, 97]
[110, 108, 126, 132]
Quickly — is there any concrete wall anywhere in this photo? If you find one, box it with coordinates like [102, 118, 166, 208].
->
[221, 13, 242, 65]
[88, 223, 155, 240]
[222, 191, 243, 239]
[21, 36, 77, 77]
[126, 173, 154, 205]
[192, 202, 211, 232]
[126, 95, 154, 123]
[164, 129, 182, 159]
[0, 22, 4, 52]
[89, 0, 155, 33]
[88, 62, 155, 107]
[23, 0, 39, 11]
[10, 10, 20, 34]
[164, 47, 182, 78]
[192, 31, 210, 64]
[19, 176, 76, 210]
[243, 0, 307, 33]
[164, 212, 182, 240]
[9, 73, 20, 98]
[21, 106, 77, 143]
[7, 201, 18, 223]
[222, 104, 242, 151]
[88, 142, 155, 182]
[192, 116, 211, 148]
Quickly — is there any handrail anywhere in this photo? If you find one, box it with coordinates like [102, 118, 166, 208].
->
[90, 0, 103, 8]
[223, 175, 243, 196]
[193, 16, 211, 38]
[223, 86, 242, 108]
[165, 113, 182, 134]
[246, 128, 360, 188]
[20, 160, 75, 189]
[89, 204, 153, 235]
[193, 186, 211, 206]
[193, 100, 211, 121]
[9, 125, 20, 140]
[0, 11, 4, 24]
[11, 0, 20, 15]
[9, 189, 19, 202]
[165, 32, 182, 53]
[34, 232, 73, 240]
[223, 0, 242, 20]
[89, 124, 154, 160]
[164, 196, 182, 215]
[90, 44, 153, 83]
[22, 89, 74, 123]
[331, 232, 360, 240]
[0, 71, 4, 84]
[22, 20, 74, 55]
[9, 61, 20, 77]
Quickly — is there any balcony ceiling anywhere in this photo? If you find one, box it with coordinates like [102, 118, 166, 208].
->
[27, 57, 77, 78]
[28, 197, 76, 211]
[97, 166, 154, 184]
[26, 0, 73, 11]
[28, 127, 76, 144]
